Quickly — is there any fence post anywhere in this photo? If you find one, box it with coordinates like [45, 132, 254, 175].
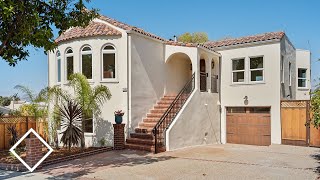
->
[306, 101, 311, 146]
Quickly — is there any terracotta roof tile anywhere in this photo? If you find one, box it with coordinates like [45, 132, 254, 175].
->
[165, 41, 219, 54]
[205, 31, 285, 48]
[55, 21, 121, 43]
[99, 15, 165, 41]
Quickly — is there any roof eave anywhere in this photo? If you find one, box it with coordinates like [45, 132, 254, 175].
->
[213, 39, 281, 51]
[197, 45, 221, 57]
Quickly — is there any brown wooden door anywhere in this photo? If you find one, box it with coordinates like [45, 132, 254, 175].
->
[200, 59, 206, 92]
[281, 107, 307, 145]
[226, 107, 271, 146]
[280, 100, 309, 146]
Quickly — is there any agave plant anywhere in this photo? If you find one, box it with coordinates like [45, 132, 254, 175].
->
[7, 125, 19, 147]
[58, 100, 83, 151]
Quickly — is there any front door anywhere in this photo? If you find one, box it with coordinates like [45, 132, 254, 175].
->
[200, 59, 206, 92]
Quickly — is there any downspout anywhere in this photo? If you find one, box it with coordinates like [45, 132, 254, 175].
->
[219, 56, 222, 144]
[127, 34, 132, 137]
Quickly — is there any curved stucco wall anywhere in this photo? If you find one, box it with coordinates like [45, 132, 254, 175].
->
[166, 91, 221, 151]
[166, 53, 193, 94]
[48, 32, 128, 147]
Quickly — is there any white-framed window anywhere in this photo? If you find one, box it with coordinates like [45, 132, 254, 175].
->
[81, 46, 93, 80]
[249, 56, 264, 82]
[84, 113, 94, 134]
[56, 51, 61, 83]
[289, 62, 292, 86]
[65, 48, 74, 81]
[101, 44, 116, 80]
[298, 68, 307, 88]
[281, 55, 284, 83]
[232, 58, 245, 83]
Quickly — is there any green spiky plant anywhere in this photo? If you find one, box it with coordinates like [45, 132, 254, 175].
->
[49, 73, 112, 149]
[7, 125, 19, 147]
[58, 100, 83, 151]
[48, 86, 70, 148]
[69, 73, 112, 149]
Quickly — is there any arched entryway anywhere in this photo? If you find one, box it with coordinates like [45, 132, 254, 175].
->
[200, 59, 207, 92]
[166, 53, 193, 95]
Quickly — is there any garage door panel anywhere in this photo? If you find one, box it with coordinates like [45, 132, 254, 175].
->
[226, 107, 271, 146]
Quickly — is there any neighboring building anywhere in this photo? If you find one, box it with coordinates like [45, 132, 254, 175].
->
[296, 49, 311, 100]
[0, 106, 10, 115]
[5, 100, 26, 111]
[48, 15, 311, 151]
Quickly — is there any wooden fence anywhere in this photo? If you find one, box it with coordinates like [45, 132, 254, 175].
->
[0, 116, 48, 150]
[281, 100, 320, 147]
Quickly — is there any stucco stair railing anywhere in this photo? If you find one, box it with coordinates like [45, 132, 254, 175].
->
[153, 73, 195, 153]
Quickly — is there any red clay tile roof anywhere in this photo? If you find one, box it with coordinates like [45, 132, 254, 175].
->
[165, 41, 219, 54]
[205, 31, 285, 48]
[55, 21, 121, 43]
[56, 15, 166, 43]
[99, 15, 165, 41]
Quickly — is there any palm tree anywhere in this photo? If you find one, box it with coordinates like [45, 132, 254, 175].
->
[14, 85, 49, 133]
[48, 86, 70, 148]
[58, 99, 83, 151]
[69, 73, 112, 149]
[49, 73, 112, 149]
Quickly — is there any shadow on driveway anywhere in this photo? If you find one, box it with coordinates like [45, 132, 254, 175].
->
[38, 149, 175, 179]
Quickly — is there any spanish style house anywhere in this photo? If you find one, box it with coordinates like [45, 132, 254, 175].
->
[48, 15, 311, 152]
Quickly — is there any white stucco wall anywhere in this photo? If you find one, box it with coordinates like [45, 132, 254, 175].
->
[48, 19, 129, 147]
[166, 91, 221, 151]
[296, 49, 311, 100]
[280, 36, 297, 100]
[219, 42, 282, 145]
[130, 34, 165, 132]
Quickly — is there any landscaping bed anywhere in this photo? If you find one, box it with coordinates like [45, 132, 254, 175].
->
[0, 146, 113, 171]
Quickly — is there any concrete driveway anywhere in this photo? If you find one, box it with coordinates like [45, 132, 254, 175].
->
[1, 144, 319, 180]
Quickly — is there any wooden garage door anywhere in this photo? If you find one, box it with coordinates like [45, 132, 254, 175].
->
[227, 107, 271, 146]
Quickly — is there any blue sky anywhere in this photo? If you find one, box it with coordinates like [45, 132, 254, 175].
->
[0, 0, 319, 96]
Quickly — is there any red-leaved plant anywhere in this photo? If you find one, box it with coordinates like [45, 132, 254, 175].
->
[114, 110, 125, 116]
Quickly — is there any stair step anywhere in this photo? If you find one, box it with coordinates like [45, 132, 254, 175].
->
[135, 127, 153, 133]
[147, 113, 163, 118]
[139, 122, 157, 128]
[157, 100, 174, 105]
[154, 104, 170, 109]
[161, 96, 176, 100]
[150, 109, 167, 113]
[126, 138, 154, 145]
[143, 118, 160, 123]
[125, 143, 154, 152]
[130, 133, 154, 140]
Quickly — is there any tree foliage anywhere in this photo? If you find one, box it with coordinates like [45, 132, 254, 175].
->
[177, 32, 209, 43]
[15, 85, 49, 136]
[0, 94, 20, 106]
[0, 0, 98, 66]
[58, 99, 83, 151]
[49, 73, 112, 149]
[311, 81, 320, 128]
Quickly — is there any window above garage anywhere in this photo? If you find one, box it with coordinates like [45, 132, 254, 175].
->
[227, 107, 270, 114]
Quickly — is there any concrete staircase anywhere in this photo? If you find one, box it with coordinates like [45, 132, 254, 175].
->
[125, 95, 176, 152]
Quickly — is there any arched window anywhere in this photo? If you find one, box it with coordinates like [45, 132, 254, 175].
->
[102, 45, 116, 79]
[56, 51, 61, 82]
[81, 46, 92, 79]
[65, 48, 74, 80]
